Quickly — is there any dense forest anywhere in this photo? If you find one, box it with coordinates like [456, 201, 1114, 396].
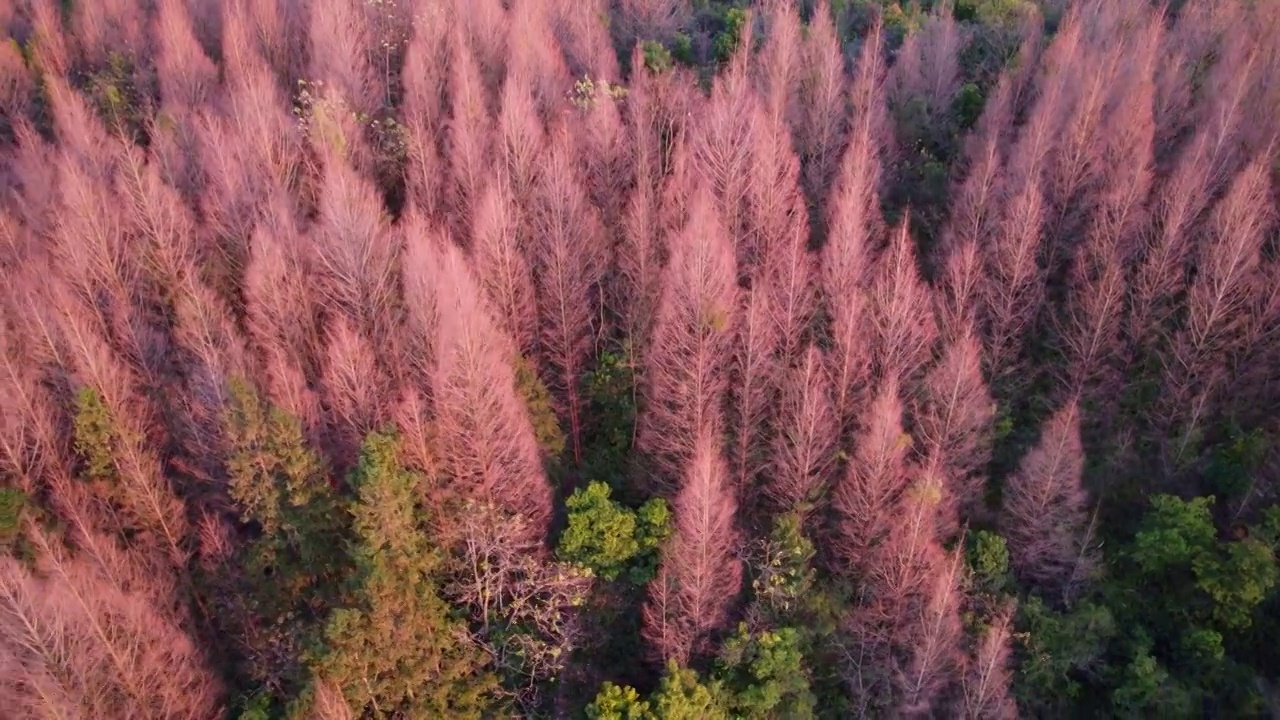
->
[1, 0, 1280, 716]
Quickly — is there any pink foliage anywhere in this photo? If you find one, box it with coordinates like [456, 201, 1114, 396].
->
[1001, 401, 1096, 594]
[798, 1, 848, 207]
[960, 603, 1018, 719]
[770, 346, 838, 515]
[868, 219, 937, 386]
[727, 285, 778, 497]
[916, 330, 996, 529]
[470, 177, 538, 353]
[429, 239, 553, 537]
[643, 430, 742, 665]
[638, 186, 738, 494]
[833, 379, 911, 570]
[445, 30, 496, 240]
[531, 123, 608, 463]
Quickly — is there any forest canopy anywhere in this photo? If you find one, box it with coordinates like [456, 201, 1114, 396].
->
[1, 0, 1279, 717]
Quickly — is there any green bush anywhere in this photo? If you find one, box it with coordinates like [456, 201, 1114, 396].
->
[558, 481, 670, 583]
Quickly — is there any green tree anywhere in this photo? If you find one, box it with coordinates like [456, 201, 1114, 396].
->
[1014, 597, 1116, 713]
[752, 514, 816, 620]
[585, 662, 729, 720]
[296, 430, 497, 718]
[581, 347, 637, 493]
[558, 481, 670, 583]
[717, 624, 816, 719]
[72, 386, 117, 483]
[650, 662, 729, 720]
[218, 380, 353, 700]
[967, 530, 1012, 595]
[0, 487, 25, 553]
[587, 682, 650, 720]
[642, 41, 673, 74]
[713, 8, 751, 63]
[225, 379, 348, 616]
[1125, 495, 1277, 634]
[514, 353, 566, 461]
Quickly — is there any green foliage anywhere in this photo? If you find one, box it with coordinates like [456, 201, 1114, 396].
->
[1126, 494, 1277, 632]
[299, 430, 497, 718]
[235, 692, 273, 720]
[642, 41, 674, 74]
[0, 487, 26, 553]
[1255, 506, 1280, 550]
[558, 481, 670, 583]
[582, 347, 637, 491]
[1013, 597, 1116, 713]
[967, 530, 1012, 594]
[717, 625, 816, 719]
[586, 662, 728, 720]
[72, 387, 117, 482]
[953, 83, 986, 130]
[513, 354, 566, 461]
[881, 2, 925, 42]
[955, 0, 1034, 27]
[1017, 494, 1280, 713]
[1203, 426, 1268, 501]
[650, 661, 729, 720]
[671, 33, 695, 66]
[752, 514, 816, 619]
[572, 76, 628, 111]
[587, 682, 650, 719]
[713, 8, 751, 63]
[225, 380, 347, 614]
[559, 481, 638, 580]
[86, 52, 144, 140]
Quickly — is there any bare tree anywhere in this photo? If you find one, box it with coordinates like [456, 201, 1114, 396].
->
[429, 238, 553, 537]
[470, 176, 539, 354]
[823, 23, 887, 427]
[690, 40, 759, 274]
[401, 2, 454, 220]
[439, 502, 592, 713]
[1001, 401, 1096, 595]
[833, 379, 911, 571]
[505, 0, 570, 117]
[755, 0, 802, 130]
[319, 318, 390, 468]
[798, 0, 848, 211]
[868, 218, 937, 387]
[960, 602, 1018, 720]
[546, 0, 620, 80]
[643, 430, 742, 665]
[888, 7, 963, 138]
[980, 176, 1045, 392]
[152, 0, 218, 111]
[0, 522, 221, 720]
[617, 0, 690, 47]
[1164, 155, 1274, 464]
[916, 329, 996, 530]
[728, 285, 778, 498]
[769, 345, 838, 517]
[531, 123, 608, 464]
[896, 547, 964, 717]
[637, 185, 738, 494]
[935, 78, 1014, 341]
[452, 0, 509, 94]
[749, 95, 815, 367]
[445, 28, 496, 241]
[310, 138, 399, 348]
[1056, 23, 1156, 401]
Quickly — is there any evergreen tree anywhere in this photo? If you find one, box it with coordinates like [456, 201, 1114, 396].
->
[297, 430, 497, 718]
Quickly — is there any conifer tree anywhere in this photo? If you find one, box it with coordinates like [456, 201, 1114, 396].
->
[299, 430, 497, 719]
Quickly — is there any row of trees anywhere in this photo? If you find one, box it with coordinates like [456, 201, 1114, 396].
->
[1, 0, 1278, 716]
